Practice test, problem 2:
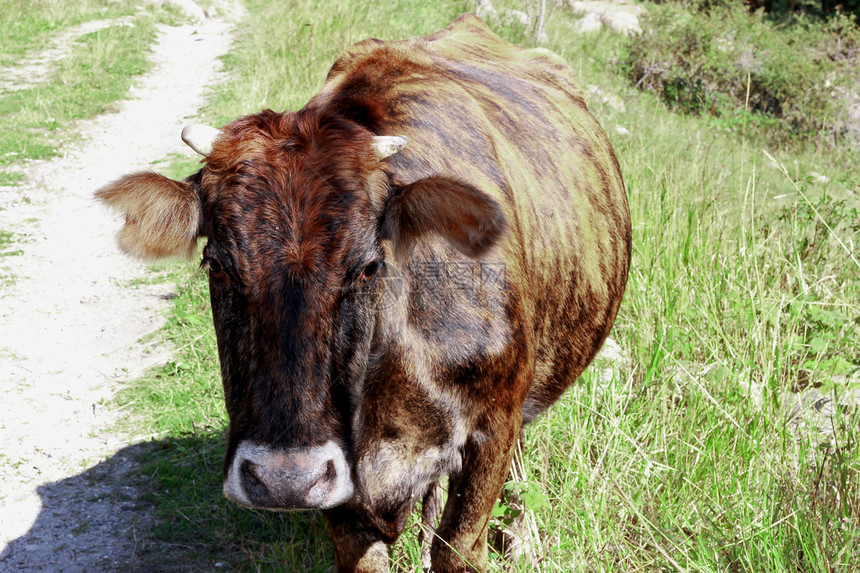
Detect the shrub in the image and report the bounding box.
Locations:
[749,0,860,21]
[622,2,860,145]
[660,0,860,21]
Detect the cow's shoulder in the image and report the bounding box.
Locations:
[424,14,586,107]
[320,32,435,91]
[423,13,503,49]
[322,13,498,82]
[315,15,585,124]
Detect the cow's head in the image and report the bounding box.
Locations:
[97,109,505,522]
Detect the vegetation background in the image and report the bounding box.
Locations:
[2,0,858,571]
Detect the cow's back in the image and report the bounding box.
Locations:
[314,14,631,419]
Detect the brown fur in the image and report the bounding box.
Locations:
[382,175,506,260]
[95,14,631,573]
[96,172,201,259]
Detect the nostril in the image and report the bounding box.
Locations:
[308,459,337,496]
[240,460,267,497]
[323,459,336,483]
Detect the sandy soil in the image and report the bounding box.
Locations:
[0,3,240,571]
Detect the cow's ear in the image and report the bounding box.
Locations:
[382,176,506,259]
[96,171,202,260]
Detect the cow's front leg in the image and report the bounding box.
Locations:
[431,418,520,573]
[420,479,444,572]
[324,507,389,573]
[491,436,540,571]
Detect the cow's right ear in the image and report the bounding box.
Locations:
[96,171,202,260]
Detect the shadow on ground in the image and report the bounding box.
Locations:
[1,434,335,572]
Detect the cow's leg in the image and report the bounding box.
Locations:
[420,479,444,572]
[431,418,520,573]
[492,434,540,571]
[324,507,389,573]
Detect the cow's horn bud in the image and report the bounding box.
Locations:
[371,135,408,160]
[181,124,220,157]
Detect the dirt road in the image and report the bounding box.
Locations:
[0,3,240,570]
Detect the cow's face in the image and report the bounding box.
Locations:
[199,110,396,511]
[96,109,505,521]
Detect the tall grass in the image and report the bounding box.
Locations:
[118,0,859,571]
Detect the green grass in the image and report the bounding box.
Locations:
[113,0,860,571]
[0,0,186,172]
[0,229,23,286]
[0,229,20,255]
[0,19,155,166]
[205,0,475,124]
[0,0,120,66]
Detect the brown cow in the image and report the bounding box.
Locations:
[97,14,631,573]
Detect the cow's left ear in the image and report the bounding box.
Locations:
[382,176,506,259]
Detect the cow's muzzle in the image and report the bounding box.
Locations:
[223,441,354,510]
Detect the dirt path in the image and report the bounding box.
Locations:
[0,3,241,570]
[0,18,134,93]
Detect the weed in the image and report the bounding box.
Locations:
[70,521,92,536]
[0,229,21,256]
[0,171,24,186]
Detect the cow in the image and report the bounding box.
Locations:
[96,14,631,573]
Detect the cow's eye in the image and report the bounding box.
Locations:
[204,257,224,278]
[359,260,382,282]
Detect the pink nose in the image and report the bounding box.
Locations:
[223,441,354,509]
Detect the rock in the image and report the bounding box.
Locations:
[504,9,531,27]
[587,84,626,112]
[476,0,499,23]
[591,337,629,387]
[578,12,602,33]
[782,370,860,440]
[566,0,643,36]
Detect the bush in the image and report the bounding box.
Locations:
[622,2,860,145]
[660,0,860,21]
[749,0,860,21]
